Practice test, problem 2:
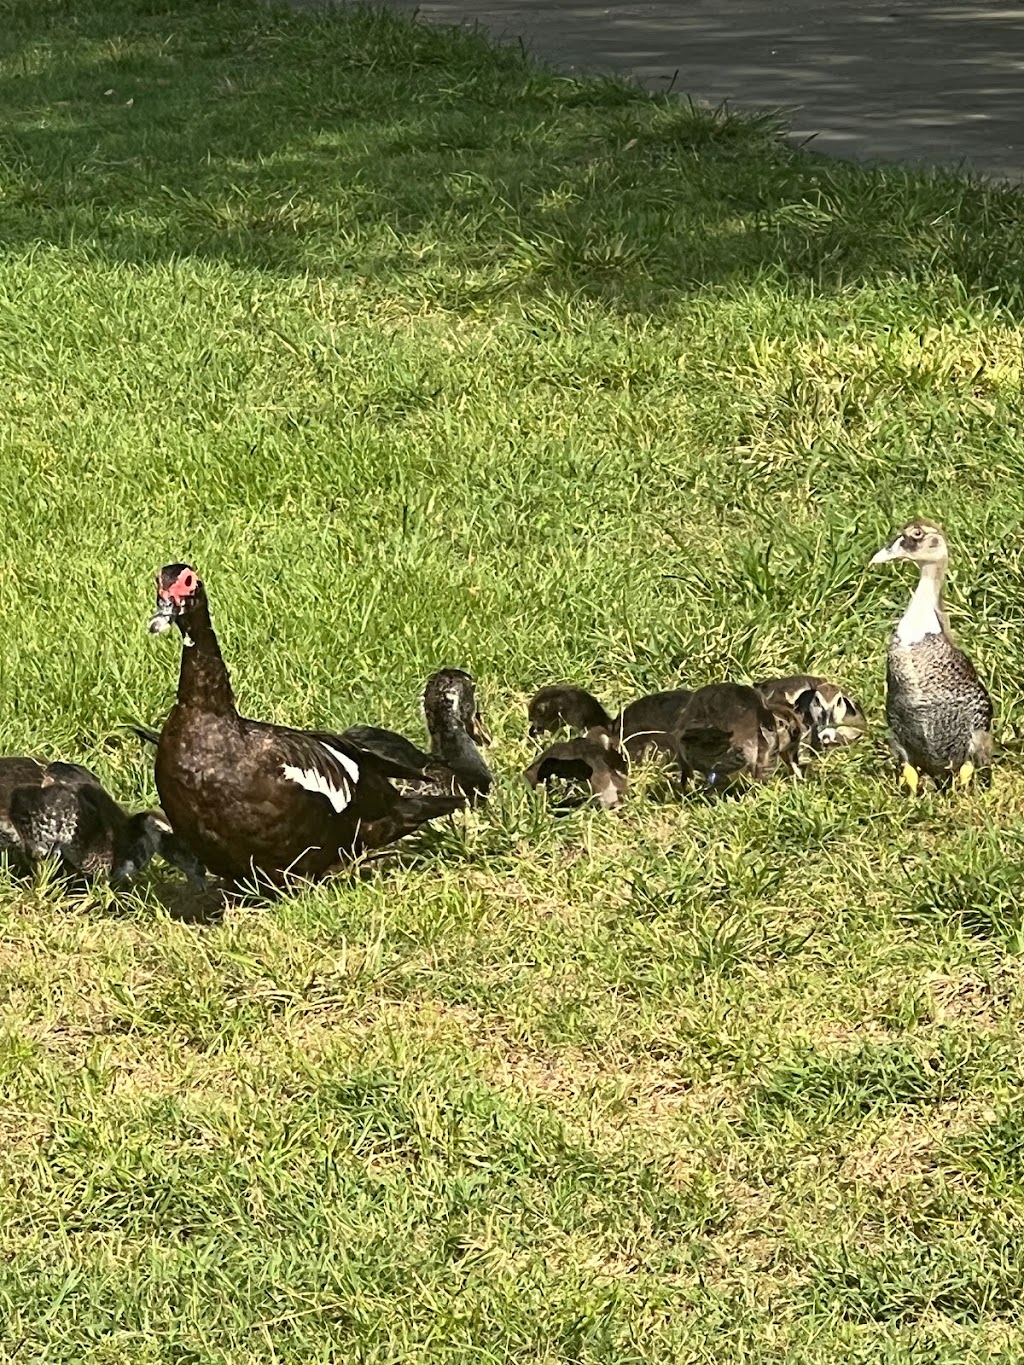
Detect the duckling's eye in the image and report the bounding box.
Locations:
[907,525,925,542]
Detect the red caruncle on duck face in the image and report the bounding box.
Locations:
[149,563,201,634]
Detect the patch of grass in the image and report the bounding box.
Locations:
[1,0,1024,1359]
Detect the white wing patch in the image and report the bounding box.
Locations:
[282,763,352,814]
[320,742,360,783]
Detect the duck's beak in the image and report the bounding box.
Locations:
[470,712,492,746]
[870,539,902,565]
[148,598,176,634]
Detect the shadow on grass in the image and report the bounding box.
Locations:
[1,0,1022,312]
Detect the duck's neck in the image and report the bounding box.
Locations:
[177,594,236,716]
[897,561,949,646]
[432,723,492,788]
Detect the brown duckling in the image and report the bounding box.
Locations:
[870,520,993,792]
[528,686,613,737]
[756,675,866,751]
[674,683,802,789]
[527,684,691,763]
[614,689,693,763]
[524,727,629,810]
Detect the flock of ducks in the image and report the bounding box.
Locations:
[0,520,995,897]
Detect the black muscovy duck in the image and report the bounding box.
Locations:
[147,563,463,888]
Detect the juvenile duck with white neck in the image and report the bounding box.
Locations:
[871,520,992,793]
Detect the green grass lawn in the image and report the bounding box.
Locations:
[4,0,1024,1359]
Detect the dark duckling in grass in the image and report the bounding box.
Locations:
[524,727,629,810]
[10,765,207,887]
[343,668,493,805]
[756,675,866,752]
[0,757,101,872]
[870,519,992,793]
[614,689,693,763]
[674,683,803,790]
[527,685,612,737]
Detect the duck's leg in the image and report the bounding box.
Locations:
[953,760,976,790]
[899,762,920,795]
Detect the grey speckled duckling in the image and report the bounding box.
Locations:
[10,767,207,886]
[870,520,992,793]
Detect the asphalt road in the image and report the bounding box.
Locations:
[359,1,1024,181]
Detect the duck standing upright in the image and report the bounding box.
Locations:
[147,563,464,888]
[870,520,992,792]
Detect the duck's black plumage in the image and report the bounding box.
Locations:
[148,564,464,889]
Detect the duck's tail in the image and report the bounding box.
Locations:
[126,723,161,747]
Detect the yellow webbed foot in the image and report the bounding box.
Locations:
[954,761,976,790]
[899,763,920,796]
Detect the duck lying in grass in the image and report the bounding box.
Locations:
[11,773,206,887]
[343,668,493,805]
[524,728,629,810]
[871,520,992,792]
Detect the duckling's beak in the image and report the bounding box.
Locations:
[470,712,492,746]
[870,539,902,565]
[148,598,177,633]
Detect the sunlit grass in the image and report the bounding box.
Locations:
[1,0,1024,1360]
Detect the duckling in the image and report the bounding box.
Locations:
[344,668,493,804]
[527,684,690,763]
[674,683,802,789]
[756,675,866,751]
[524,727,629,810]
[615,689,692,763]
[10,772,207,887]
[870,520,992,792]
[527,686,613,737]
[0,757,102,872]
